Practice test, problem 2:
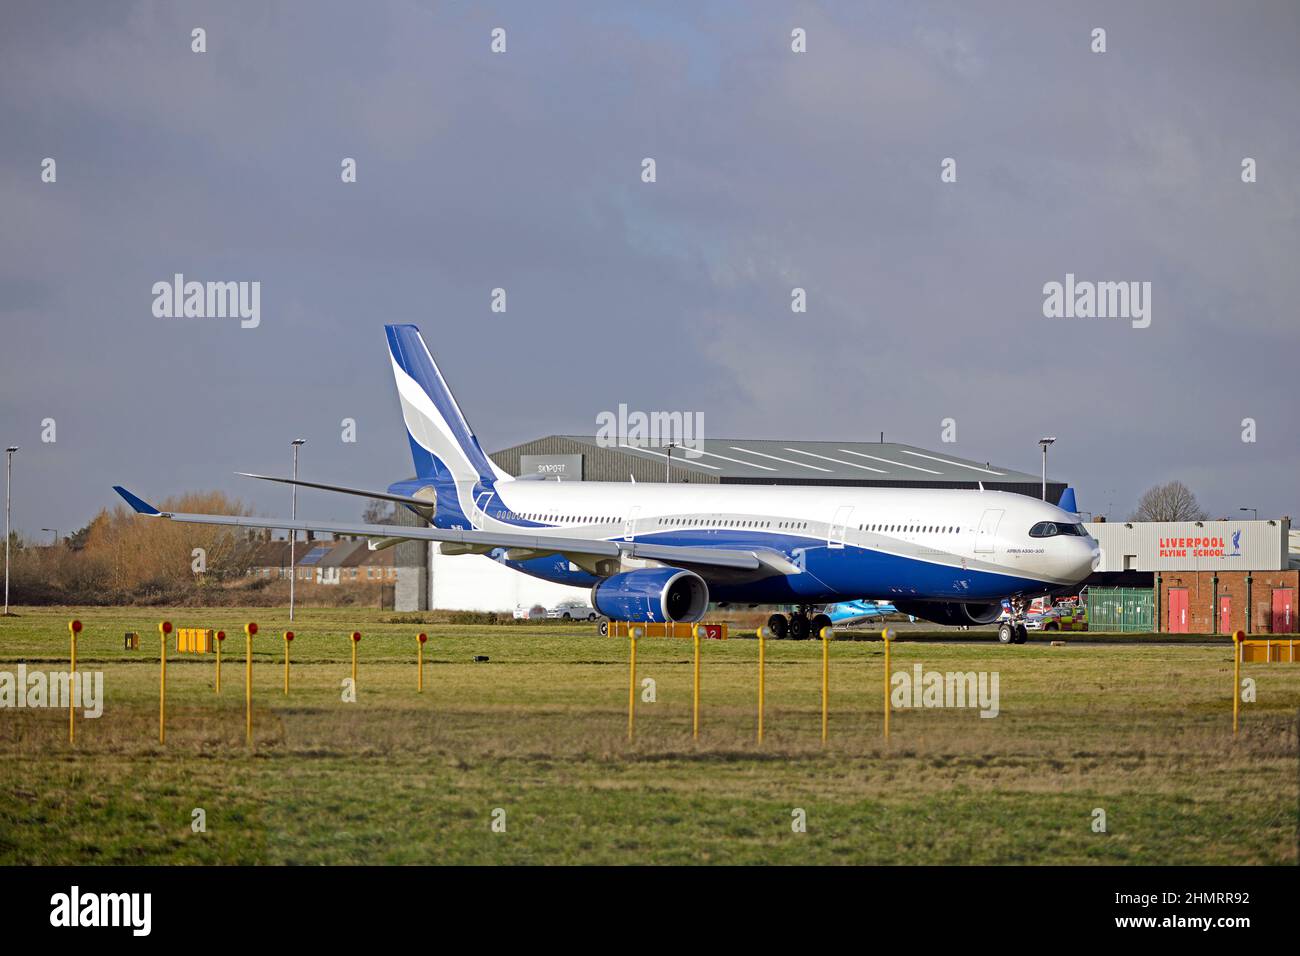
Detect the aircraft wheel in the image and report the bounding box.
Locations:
[766,614,788,640]
[810,614,833,640]
[788,614,810,641]
[997,622,1015,644]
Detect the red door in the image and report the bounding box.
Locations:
[1273,589,1295,633]
[1219,595,1231,635]
[1168,588,1189,634]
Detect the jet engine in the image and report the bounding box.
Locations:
[591,568,710,623]
[891,600,1003,627]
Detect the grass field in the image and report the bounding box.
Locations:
[1,605,1297,865]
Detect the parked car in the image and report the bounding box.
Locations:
[546,600,598,621]
[513,604,546,620]
[1038,603,1088,632]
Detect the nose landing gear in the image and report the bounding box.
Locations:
[997,621,1027,644]
[998,596,1030,644]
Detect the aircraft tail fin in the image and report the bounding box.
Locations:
[384,324,509,486]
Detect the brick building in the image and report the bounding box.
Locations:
[1157,569,1297,635]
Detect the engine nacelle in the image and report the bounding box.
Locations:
[591,569,710,623]
[892,600,1002,627]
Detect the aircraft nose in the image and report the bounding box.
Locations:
[1078,538,1101,576]
[1053,537,1099,584]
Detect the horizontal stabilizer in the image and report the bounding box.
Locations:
[237,472,427,506]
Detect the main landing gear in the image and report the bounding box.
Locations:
[766,607,833,641]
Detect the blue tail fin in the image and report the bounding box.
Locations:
[384,324,506,486]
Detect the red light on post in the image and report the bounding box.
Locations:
[284,631,294,642]
[246,622,258,636]
[352,631,361,643]
[160,620,172,634]
[216,630,225,641]
[69,619,82,634]
[418,632,428,643]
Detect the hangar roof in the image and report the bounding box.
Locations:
[491,435,1060,500]
[550,437,1045,483]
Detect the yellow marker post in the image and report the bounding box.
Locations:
[882,628,895,739]
[820,626,831,744]
[158,620,171,744]
[244,622,258,745]
[757,626,767,743]
[691,624,701,740]
[417,632,427,692]
[283,631,294,695]
[68,620,81,744]
[351,631,361,688]
[1232,629,1244,736]
[627,626,641,741]
[215,630,225,693]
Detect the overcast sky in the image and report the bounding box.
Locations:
[2,0,1297,538]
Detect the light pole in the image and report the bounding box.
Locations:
[665,442,675,483]
[289,438,306,622]
[1038,437,1056,502]
[1239,507,1257,521]
[4,446,17,616]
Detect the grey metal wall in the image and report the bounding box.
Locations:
[392,502,429,611]
[492,436,715,484]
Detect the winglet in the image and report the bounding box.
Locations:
[112,486,161,516]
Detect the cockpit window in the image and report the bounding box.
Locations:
[1029,521,1086,537]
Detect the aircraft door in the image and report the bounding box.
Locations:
[975,509,1004,554]
[623,505,640,542]
[828,504,853,549]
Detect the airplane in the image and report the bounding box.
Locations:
[113,323,1099,643]
[822,600,901,628]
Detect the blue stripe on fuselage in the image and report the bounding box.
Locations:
[484,526,1055,604]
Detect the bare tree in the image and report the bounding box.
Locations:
[362,499,398,525]
[1130,481,1208,522]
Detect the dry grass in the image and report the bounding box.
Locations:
[1,606,1297,864]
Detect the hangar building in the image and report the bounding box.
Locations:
[493,436,1064,499]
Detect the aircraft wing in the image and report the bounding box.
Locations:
[112,486,771,573]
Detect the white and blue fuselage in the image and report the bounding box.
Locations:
[420,476,1099,606]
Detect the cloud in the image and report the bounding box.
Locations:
[0,0,1296,534]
